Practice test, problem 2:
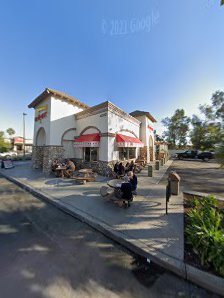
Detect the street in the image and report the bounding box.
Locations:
[0,176,219,298]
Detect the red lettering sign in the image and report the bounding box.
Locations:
[35,111,47,122]
[148,125,154,131]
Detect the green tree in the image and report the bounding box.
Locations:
[190,91,223,152]
[0,131,10,153]
[162,109,190,148]
[6,128,15,137]
[199,91,224,125]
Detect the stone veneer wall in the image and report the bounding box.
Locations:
[32,145,65,174]
[139,146,147,159]
[74,159,115,177]
[73,158,141,177]
[150,147,154,161]
[32,146,44,169]
[42,146,65,174]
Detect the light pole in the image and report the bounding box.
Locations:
[23,113,27,160]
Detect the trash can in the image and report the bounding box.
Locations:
[155,160,160,170]
[169,171,180,195]
[148,165,153,177]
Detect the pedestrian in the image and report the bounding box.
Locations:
[120,175,133,206]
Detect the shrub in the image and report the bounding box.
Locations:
[185,195,224,277]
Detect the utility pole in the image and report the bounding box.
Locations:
[23,113,27,160]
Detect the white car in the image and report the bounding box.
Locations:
[0,151,18,159]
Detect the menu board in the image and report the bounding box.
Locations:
[3,160,14,169]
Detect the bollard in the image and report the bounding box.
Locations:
[148,165,153,177]
[155,160,160,170]
[166,180,171,214]
[161,159,164,166]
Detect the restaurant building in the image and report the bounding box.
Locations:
[28,88,156,175]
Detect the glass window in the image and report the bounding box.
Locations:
[84,148,98,162]
[91,148,98,161]
[119,147,136,160]
[129,148,136,159]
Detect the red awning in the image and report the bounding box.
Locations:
[74,133,100,147]
[116,134,144,148]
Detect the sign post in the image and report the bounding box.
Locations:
[23,113,27,160]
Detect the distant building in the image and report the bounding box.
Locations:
[13,137,33,152]
[28,88,157,175]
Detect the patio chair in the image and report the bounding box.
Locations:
[100,186,113,197]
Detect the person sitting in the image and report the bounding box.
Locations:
[128,171,138,194]
[124,162,130,174]
[52,159,60,172]
[64,159,76,178]
[129,160,135,172]
[120,175,133,206]
[117,162,125,177]
[114,161,119,173]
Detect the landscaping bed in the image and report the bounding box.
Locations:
[184,195,224,278]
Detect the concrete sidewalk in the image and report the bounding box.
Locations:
[1,160,223,296]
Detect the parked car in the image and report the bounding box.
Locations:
[197,151,214,161]
[176,150,198,159]
[0,151,17,159]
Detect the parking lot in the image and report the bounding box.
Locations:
[161,159,224,198]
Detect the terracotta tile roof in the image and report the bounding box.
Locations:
[130,110,157,123]
[28,88,89,109]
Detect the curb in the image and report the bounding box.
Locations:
[1,171,223,297]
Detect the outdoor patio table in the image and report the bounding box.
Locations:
[78,169,93,178]
[107,179,123,189]
[55,166,67,178]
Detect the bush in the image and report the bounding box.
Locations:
[185,195,224,277]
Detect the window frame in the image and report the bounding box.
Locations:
[83,147,99,162]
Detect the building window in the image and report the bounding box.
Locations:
[129,147,136,159]
[84,147,98,162]
[119,148,136,160]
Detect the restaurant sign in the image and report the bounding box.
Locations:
[148,125,154,132]
[35,105,48,122]
[35,111,47,122]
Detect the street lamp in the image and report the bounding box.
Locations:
[23,113,27,160]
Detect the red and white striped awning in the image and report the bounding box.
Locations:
[74,133,100,147]
[116,134,144,148]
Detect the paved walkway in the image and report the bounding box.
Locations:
[0,161,183,262]
[1,160,223,296]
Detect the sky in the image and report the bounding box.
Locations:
[0,0,223,139]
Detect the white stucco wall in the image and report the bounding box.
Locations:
[76,112,108,136]
[108,111,140,136]
[49,97,83,146]
[107,110,141,162]
[33,97,51,145]
[145,117,155,147]
[75,112,108,161]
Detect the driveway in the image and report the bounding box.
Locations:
[161,159,224,198]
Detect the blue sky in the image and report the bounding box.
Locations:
[0,0,223,138]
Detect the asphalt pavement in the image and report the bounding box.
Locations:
[160,159,224,198]
[0,176,219,298]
